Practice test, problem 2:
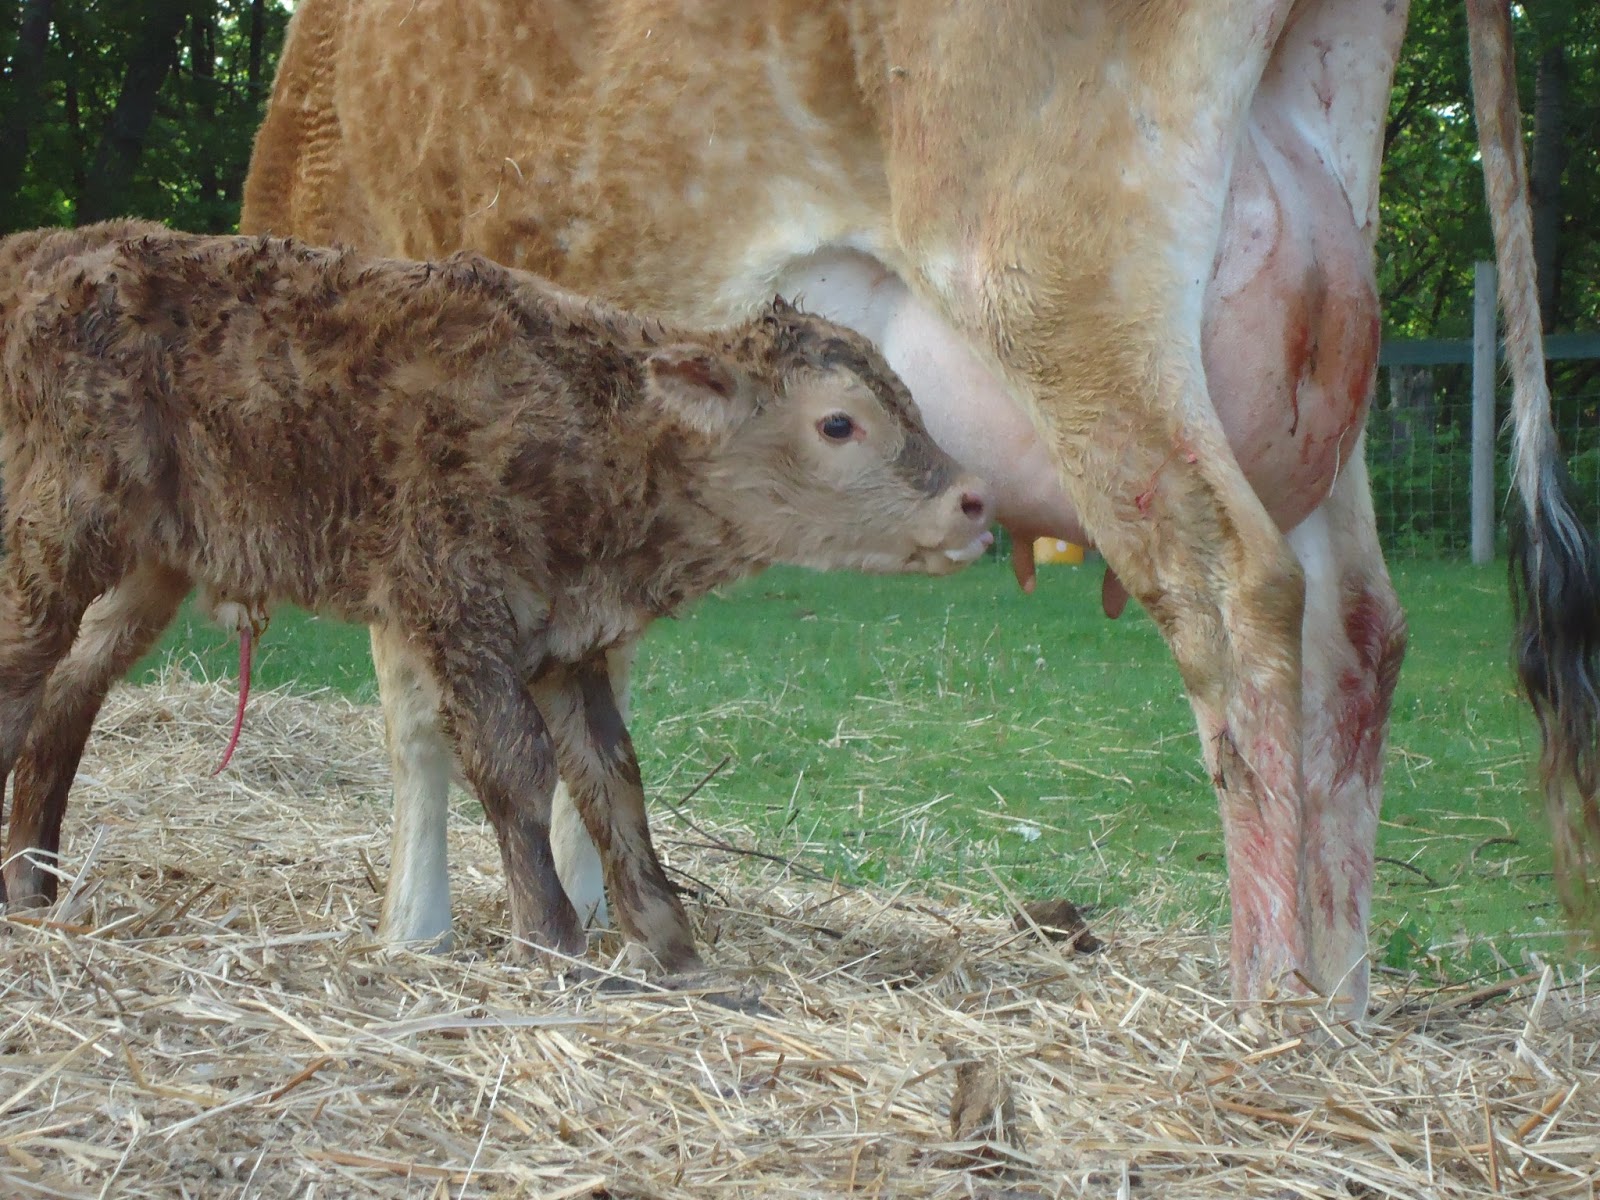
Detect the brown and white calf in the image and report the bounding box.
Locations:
[0,220,991,970]
[242,0,1600,1016]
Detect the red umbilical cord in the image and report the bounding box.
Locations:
[212,624,253,775]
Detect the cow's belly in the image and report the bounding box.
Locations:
[777,115,1377,550]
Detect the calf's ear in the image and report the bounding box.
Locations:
[644,347,755,438]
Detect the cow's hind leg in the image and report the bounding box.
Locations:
[872,0,1329,1002]
[1080,413,1312,1005]
[1289,451,1406,1015]
[1067,409,1400,1017]
[3,563,189,907]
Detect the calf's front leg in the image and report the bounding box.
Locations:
[413,626,585,964]
[372,624,613,948]
[372,623,457,948]
[533,658,702,975]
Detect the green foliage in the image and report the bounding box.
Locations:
[1379,0,1485,339]
[1379,0,1600,337]
[1,0,290,235]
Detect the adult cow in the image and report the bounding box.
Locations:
[239,0,1598,1015]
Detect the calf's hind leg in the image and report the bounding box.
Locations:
[3,563,189,907]
[0,545,123,905]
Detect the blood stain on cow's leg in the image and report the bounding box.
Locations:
[1293,493,1408,1018]
[1200,681,1311,1007]
[1133,445,1187,518]
[1276,497,1392,1005]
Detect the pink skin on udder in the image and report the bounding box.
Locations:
[1096,109,1380,619]
[1201,113,1380,534]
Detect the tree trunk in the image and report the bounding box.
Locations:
[219,0,270,214]
[0,0,55,224]
[189,6,220,213]
[76,0,194,225]
[57,15,87,201]
[1529,46,1567,331]
[247,0,266,93]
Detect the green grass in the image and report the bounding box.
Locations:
[139,606,381,700]
[133,557,1584,981]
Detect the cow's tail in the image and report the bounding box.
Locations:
[1468,0,1600,932]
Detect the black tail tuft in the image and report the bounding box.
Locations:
[1509,463,1600,936]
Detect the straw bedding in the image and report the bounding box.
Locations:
[2,673,1595,1198]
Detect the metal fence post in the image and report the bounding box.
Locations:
[1471,261,1497,565]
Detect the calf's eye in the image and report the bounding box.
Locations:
[818,413,857,442]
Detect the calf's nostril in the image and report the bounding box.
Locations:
[960,491,987,521]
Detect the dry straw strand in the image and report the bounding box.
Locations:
[0,672,1595,1198]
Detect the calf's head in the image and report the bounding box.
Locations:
[646,298,993,574]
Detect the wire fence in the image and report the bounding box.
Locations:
[1367,362,1600,559]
